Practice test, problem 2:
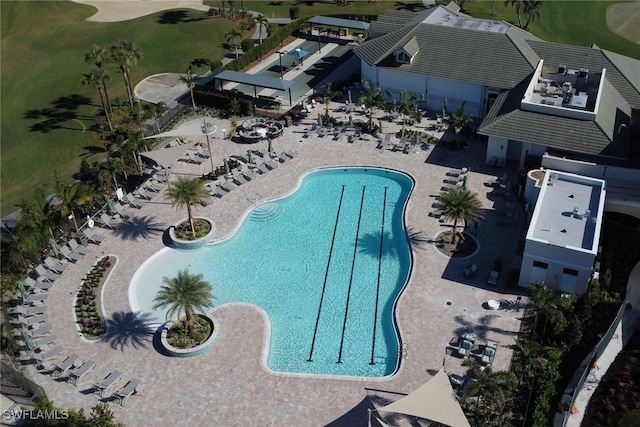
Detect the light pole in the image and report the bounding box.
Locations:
[201,115,217,176]
[278,51,287,79]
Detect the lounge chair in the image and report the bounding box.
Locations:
[60,245,82,262]
[377,134,392,149]
[126,193,146,209]
[25,324,53,338]
[219,180,236,192]
[143,180,163,192]
[266,160,279,170]
[100,214,120,229]
[19,314,48,327]
[210,186,225,198]
[487,270,499,285]
[458,338,473,357]
[256,163,270,175]
[67,360,95,386]
[25,276,52,291]
[83,228,105,244]
[153,170,169,182]
[303,123,317,138]
[197,146,210,158]
[240,165,255,180]
[52,354,80,378]
[44,257,67,273]
[31,345,63,363]
[33,334,56,349]
[284,149,299,159]
[137,188,155,200]
[35,265,60,282]
[16,305,47,316]
[257,148,270,158]
[464,263,478,277]
[231,171,248,185]
[68,239,89,256]
[17,283,48,304]
[114,379,143,406]
[481,346,496,365]
[187,152,204,164]
[114,203,133,219]
[92,371,122,397]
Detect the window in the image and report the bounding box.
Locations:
[533,261,548,269]
[563,268,579,276]
[396,52,411,64]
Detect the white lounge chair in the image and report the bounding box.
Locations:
[35,265,59,282]
[231,171,248,185]
[266,160,279,170]
[114,379,143,406]
[126,192,145,208]
[68,239,89,255]
[187,152,204,164]
[17,282,48,304]
[114,203,133,219]
[100,214,120,229]
[68,360,95,386]
[53,354,80,378]
[143,180,163,192]
[283,149,299,159]
[44,257,67,273]
[60,245,82,262]
[16,305,47,316]
[93,371,122,397]
[25,324,53,338]
[83,228,105,244]
[31,345,63,363]
[19,313,48,327]
[33,334,56,349]
[25,276,52,291]
[137,188,155,200]
[197,146,211,158]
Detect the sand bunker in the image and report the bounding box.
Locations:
[72,0,207,22]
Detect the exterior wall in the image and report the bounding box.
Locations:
[519,239,595,295]
[486,136,508,164]
[361,62,376,85]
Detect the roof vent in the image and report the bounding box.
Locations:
[558,64,566,74]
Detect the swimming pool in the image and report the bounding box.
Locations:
[130,167,414,377]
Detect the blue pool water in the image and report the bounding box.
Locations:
[130,167,414,377]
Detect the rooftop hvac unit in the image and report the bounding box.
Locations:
[558,64,566,74]
[579,68,589,78]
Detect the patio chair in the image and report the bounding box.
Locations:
[44,257,67,273]
[33,334,56,349]
[100,214,120,230]
[83,228,105,245]
[240,165,256,180]
[153,170,169,183]
[266,160,279,170]
[69,239,90,255]
[16,304,47,316]
[25,276,53,291]
[52,354,80,378]
[303,123,317,138]
[257,148,270,158]
[210,186,225,198]
[458,338,473,357]
[231,171,248,185]
[481,346,496,365]
[256,163,270,175]
[59,245,82,262]
[92,371,122,397]
[464,263,478,277]
[126,193,146,209]
[17,283,48,304]
[31,345,63,364]
[19,314,48,327]
[187,152,204,164]
[219,180,236,193]
[137,188,155,200]
[487,270,499,286]
[114,379,143,406]
[143,180,163,192]
[284,149,299,159]
[67,360,95,386]
[114,203,133,219]
[35,265,60,282]
[25,324,53,338]
[197,146,211,158]
[377,134,392,150]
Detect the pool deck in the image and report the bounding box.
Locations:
[18,107,527,425]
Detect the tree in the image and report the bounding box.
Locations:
[81,69,113,132]
[504,0,524,28]
[522,0,544,30]
[396,89,416,137]
[316,83,342,121]
[255,14,269,44]
[437,186,483,245]
[241,38,254,54]
[99,157,128,192]
[445,101,473,149]
[109,40,143,110]
[84,45,109,70]
[54,173,92,232]
[289,6,300,20]
[153,269,215,334]
[180,67,199,110]
[165,177,209,239]
[225,28,243,58]
[358,79,390,131]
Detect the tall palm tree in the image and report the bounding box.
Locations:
[165,177,209,239]
[445,101,473,149]
[153,269,215,335]
[437,186,483,245]
[54,174,92,232]
[255,14,269,44]
[225,28,243,58]
[358,79,390,130]
[316,83,341,121]
[84,44,109,70]
[504,0,524,28]
[396,90,416,137]
[522,0,544,30]
[109,40,143,110]
[81,69,113,132]
[180,67,199,110]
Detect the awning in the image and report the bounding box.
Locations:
[378,369,470,427]
[138,141,197,169]
[308,15,370,31]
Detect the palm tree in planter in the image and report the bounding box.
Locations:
[358,79,390,133]
[438,186,483,245]
[153,269,215,335]
[165,176,210,239]
[445,101,473,150]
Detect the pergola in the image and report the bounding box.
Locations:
[213,70,295,106]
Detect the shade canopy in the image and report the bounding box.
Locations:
[308,15,370,31]
[378,369,470,427]
[288,48,309,59]
[138,141,197,169]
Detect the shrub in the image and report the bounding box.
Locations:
[241,38,254,53]
[289,6,299,20]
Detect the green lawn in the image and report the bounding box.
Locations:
[1,1,638,216]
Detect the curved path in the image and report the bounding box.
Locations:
[23,110,525,426]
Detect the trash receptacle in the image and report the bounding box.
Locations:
[284,116,292,127]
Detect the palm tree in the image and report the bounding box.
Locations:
[445,101,473,149]
[358,79,390,131]
[100,157,129,192]
[316,83,341,121]
[225,28,243,58]
[54,173,92,232]
[396,90,416,137]
[522,0,544,30]
[152,269,215,335]
[165,177,209,239]
[437,186,483,245]
[84,44,109,70]
[109,40,143,110]
[81,69,113,132]
[180,67,199,110]
[504,0,524,28]
[255,14,269,44]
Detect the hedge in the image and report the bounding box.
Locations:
[193,90,254,116]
